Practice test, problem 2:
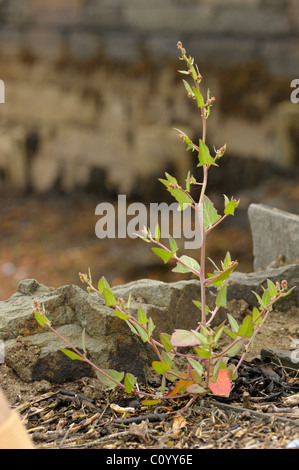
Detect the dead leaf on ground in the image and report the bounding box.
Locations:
[129,419,151,444]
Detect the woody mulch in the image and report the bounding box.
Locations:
[2,354,299,450]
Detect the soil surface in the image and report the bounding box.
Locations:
[0,172,299,449]
[0,354,299,450]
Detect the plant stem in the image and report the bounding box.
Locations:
[197,99,208,325]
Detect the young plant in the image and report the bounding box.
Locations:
[34,43,293,405]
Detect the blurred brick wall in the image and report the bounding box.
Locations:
[0,0,297,194]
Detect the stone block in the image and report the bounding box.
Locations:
[101,31,140,63]
[79,0,123,28]
[69,31,101,60]
[188,37,257,68]
[26,28,63,59]
[212,5,289,36]
[261,40,299,77]
[30,0,83,26]
[248,204,299,271]
[261,347,299,372]
[124,0,213,33]
[1,277,215,383]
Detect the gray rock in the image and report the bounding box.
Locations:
[1,277,213,383]
[248,203,299,271]
[261,348,299,372]
[227,264,299,311]
[1,279,149,383]
[113,278,217,337]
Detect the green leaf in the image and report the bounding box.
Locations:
[151,247,173,264]
[216,284,227,307]
[267,279,278,298]
[125,319,139,336]
[222,252,232,270]
[191,329,208,347]
[154,223,160,242]
[158,178,170,189]
[224,329,238,340]
[227,314,239,334]
[252,291,264,309]
[186,384,206,395]
[168,188,192,210]
[134,322,149,342]
[192,300,210,316]
[252,307,262,324]
[185,170,191,192]
[152,361,172,375]
[141,399,162,406]
[171,329,201,347]
[226,341,243,356]
[34,311,50,327]
[202,195,221,230]
[98,276,111,294]
[192,87,205,107]
[224,199,236,216]
[165,172,178,185]
[160,333,173,352]
[183,79,194,97]
[163,370,180,382]
[112,309,130,320]
[237,315,253,337]
[206,262,238,287]
[187,357,203,376]
[103,287,117,307]
[198,140,217,167]
[284,286,296,297]
[174,129,197,152]
[161,351,174,368]
[127,293,132,308]
[169,236,178,254]
[96,369,124,389]
[194,347,212,359]
[137,305,148,325]
[97,278,104,294]
[262,289,271,308]
[214,322,225,343]
[60,349,82,361]
[134,232,151,243]
[124,373,137,393]
[172,255,200,274]
[147,317,156,338]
